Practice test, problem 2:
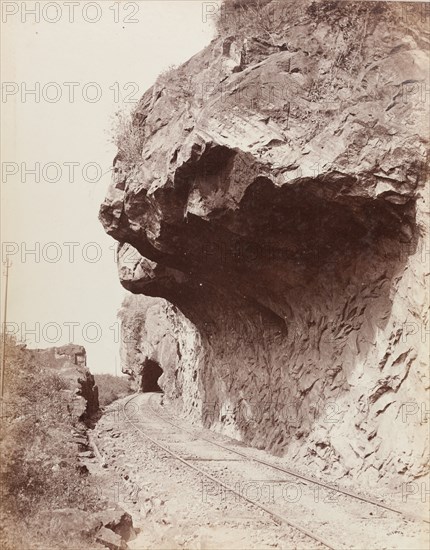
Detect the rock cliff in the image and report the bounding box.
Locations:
[100,0,429,489]
[0,339,136,550]
[118,293,202,408]
[32,344,99,420]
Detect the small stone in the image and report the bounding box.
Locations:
[78,450,95,458]
[96,526,127,550]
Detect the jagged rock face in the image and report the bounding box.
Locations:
[119,294,202,414]
[100,0,429,488]
[32,345,99,420]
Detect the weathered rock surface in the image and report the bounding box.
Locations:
[96,526,128,550]
[94,508,136,542]
[100,0,429,489]
[32,344,99,420]
[38,493,135,546]
[118,293,201,407]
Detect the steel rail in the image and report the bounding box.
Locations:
[147,393,429,525]
[122,393,337,550]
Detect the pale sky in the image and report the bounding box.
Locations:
[1,0,215,373]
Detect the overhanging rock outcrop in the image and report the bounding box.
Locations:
[100,0,429,489]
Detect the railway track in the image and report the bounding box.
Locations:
[146,394,429,525]
[122,393,428,550]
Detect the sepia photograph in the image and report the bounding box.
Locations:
[1,0,429,548]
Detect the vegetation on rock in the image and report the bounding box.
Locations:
[0,336,104,550]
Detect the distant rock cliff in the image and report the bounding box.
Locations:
[0,339,135,550]
[32,344,99,420]
[100,0,429,489]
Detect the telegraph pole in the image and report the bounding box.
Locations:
[1,259,11,397]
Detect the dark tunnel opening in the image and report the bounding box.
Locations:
[140,359,164,393]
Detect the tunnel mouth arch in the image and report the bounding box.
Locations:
[140,359,163,393]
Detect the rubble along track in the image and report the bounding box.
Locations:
[122,393,429,550]
[146,394,429,524]
[123,393,334,550]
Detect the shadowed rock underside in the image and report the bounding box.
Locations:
[100,0,429,489]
